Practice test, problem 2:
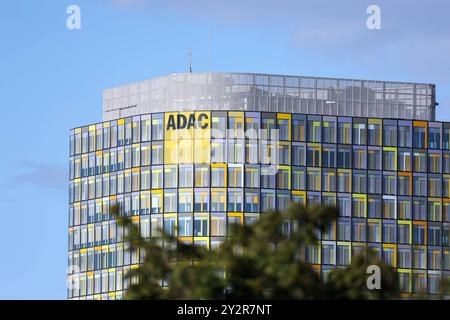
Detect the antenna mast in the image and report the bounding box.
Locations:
[188,48,192,73]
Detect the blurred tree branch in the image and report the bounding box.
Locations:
[111,204,403,299]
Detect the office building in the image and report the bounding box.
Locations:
[68,72,449,299]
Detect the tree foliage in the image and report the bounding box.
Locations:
[111,204,401,299]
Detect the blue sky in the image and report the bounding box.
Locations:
[0,0,450,299]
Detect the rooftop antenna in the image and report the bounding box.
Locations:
[187,48,192,74]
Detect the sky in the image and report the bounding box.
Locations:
[0,0,450,299]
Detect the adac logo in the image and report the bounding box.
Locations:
[166,113,209,130]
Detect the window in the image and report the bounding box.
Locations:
[194,190,209,212]
[228,166,243,188]
[322,146,336,167]
[382,247,395,266]
[194,215,209,237]
[413,126,426,148]
[141,117,151,142]
[352,171,366,193]
[228,190,243,212]
[413,175,427,197]
[383,173,396,195]
[337,220,351,240]
[428,176,442,197]
[322,244,335,265]
[368,171,382,194]
[368,196,381,218]
[245,116,259,140]
[352,148,366,169]
[413,250,426,270]
[261,190,276,211]
[383,150,396,171]
[211,139,226,163]
[151,193,163,214]
[337,196,351,217]
[292,116,306,141]
[195,165,210,187]
[307,168,321,191]
[178,190,193,213]
[277,118,290,141]
[211,190,226,212]
[292,144,306,166]
[428,200,442,221]
[307,119,321,142]
[307,145,321,167]
[211,166,226,187]
[246,140,259,164]
[444,152,450,173]
[151,142,163,165]
[429,127,441,149]
[211,214,226,237]
[368,149,381,170]
[352,220,366,242]
[397,151,411,172]
[261,166,276,188]
[322,169,336,192]
[383,198,395,219]
[151,167,163,189]
[140,143,151,166]
[444,176,450,198]
[292,167,306,190]
[413,199,426,220]
[306,246,319,264]
[277,168,290,189]
[368,122,381,146]
[261,115,276,140]
[322,120,336,143]
[413,225,425,245]
[228,139,244,163]
[337,245,350,265]
[444,127,450,149]
[398,198,411,220]
[179,165,193,188]
[398,175,411,196]
[102,126,110,149]
[337,170,351,193]
[398,248,412,268]
[151,115,164,140]
[211,112,227,139]
[398,125,412,147]
[178,216,192,237]
[428,152,441,173]
[164,166,177,189]
[164,191,177,213]
[428,226,442,246]
[383,223,396,243]
[337,147,351,168]
[338,122,351,144]
[277,143,290,165]
[352,196,366,218]
[245,190,260,212]
[383,124,397,146]
[367,221,381,242]
[399,224,411,245]
[163,216,176,236]
[353,122,366,145]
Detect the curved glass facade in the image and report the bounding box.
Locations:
[69,110,450,299]
[103,73,435,122]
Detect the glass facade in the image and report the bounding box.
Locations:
[69,110,450,299]
[69,71,443,299]
[103,73,435,122]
